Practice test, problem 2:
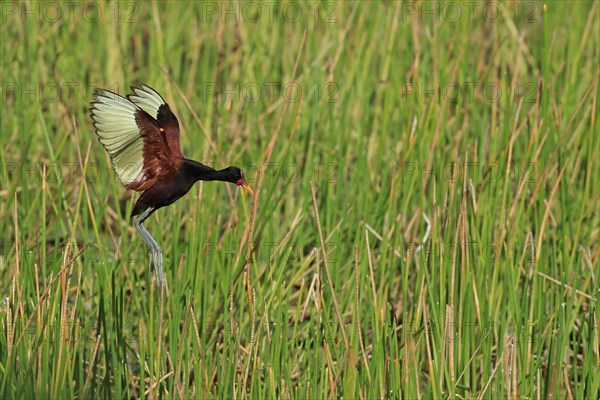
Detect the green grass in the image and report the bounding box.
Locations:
[1,0,599,398]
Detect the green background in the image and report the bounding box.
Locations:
[1,1,598,398]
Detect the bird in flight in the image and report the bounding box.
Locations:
[90,83,253,287]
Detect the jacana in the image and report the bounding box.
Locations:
[90,83,253,287]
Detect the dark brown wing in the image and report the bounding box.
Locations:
[156,103,183,159]
[127,83,184,159]
[126,109,183,191]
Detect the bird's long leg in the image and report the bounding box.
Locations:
[132,208,166,287]
[137,221,165,286]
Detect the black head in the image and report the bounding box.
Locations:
[221,166,254,195]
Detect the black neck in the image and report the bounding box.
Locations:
[182,159,231,182]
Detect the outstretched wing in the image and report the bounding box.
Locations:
[127,83,183,159]
[90,89,145,187]
[90,86,182,191]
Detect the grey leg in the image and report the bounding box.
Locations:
[132,208,166,287]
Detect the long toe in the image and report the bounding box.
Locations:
[153,252,166,288]
[149,250,159,283]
